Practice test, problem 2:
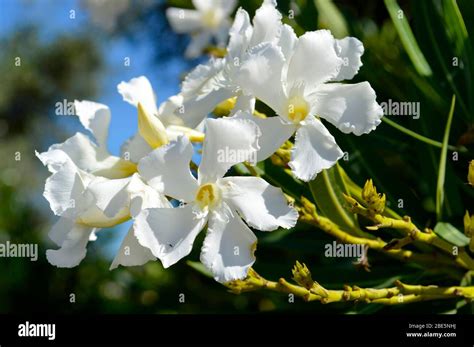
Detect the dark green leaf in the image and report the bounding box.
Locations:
[384,0,432,76]
[436,95,456,220]
[309,164,362,236]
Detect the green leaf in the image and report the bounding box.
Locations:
[381,117,466,153]
[186,260,213,278]
[436,95,456,220]
[309,164,363,236]
[442,0,468,56]
[384,0,432,76]
[314,0,349,38]
[418,1,470,121]
[433,222,469,247]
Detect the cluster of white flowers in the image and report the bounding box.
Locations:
[167,0,237,58]
[38,0,383,283]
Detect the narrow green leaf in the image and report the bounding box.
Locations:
[433,222,469,247]
[382,117,466,153]
[384,0,432,76]
[314,0,349,38]
[419,1,470,121]
[442,0,468,56]
[309,164,362,236]
[441,0,472,113]
[186,260,213,278]
[436,95,456,220]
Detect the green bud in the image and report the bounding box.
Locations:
[468,160,474,187]
[362,179,386,214]
[292,261,313,289]
[464,211,474,252]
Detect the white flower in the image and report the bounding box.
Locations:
[36,95,187,269]
[117,75,204,162]
[166,0,237,58]
[173,0,284,128]
[134,117,298,283]
[235,29,383,181]
[168,0,383,182]
[38,156,168,268]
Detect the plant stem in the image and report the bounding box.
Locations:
[298,197,459,270]
[343,194,474,270]
[227,269,474,305]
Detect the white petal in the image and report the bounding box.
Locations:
[219,0,237,15]
[74,100,111,148]
[120,133,153,163]
[77,174,168,229]
[186,31,212,58]
[193,0,236,14]
[289,117,344,181]
[46,224,95,268]
[165,125,205,143]
[166,8,203,33]
[36,147,72,174]
[179,58,233,128]
[220,176,298,231]
[40,132,136,179]
[286,30,343,92]
[110,226,156,270]
[232,112,296,161]
[200,207,257,283]
[128,175,171,217]
[192,0,213,12]
[49,217,77,247]
[157,94,185,126]
[41,157,89,217]
[138,135,198,202]
[278,24,297,60]
[77,176,133,227]
[181,88,234,129]
[215,19,232,45]
[312,82,383,135]
[333,37,364,81]
[134,204,206,268]
[182,58,225,98]
[236,42,287,115]
[249,0,281,47]
[227,8,253,59]
[229,94,255,116]
[117,76,159,116]
[199,117,261,183]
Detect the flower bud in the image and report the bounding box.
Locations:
[464,211,474,252]
[292,261,313,289]
[468,160,474,186]
[362,179,386,214]
[138,102,169,149]
[213,97,237,117]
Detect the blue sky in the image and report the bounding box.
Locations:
[1,0,188,155]
[1,0,193,259]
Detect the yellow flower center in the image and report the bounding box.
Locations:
[195,183,221,209]
[202,10,220,29]
[287,95,309,124]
